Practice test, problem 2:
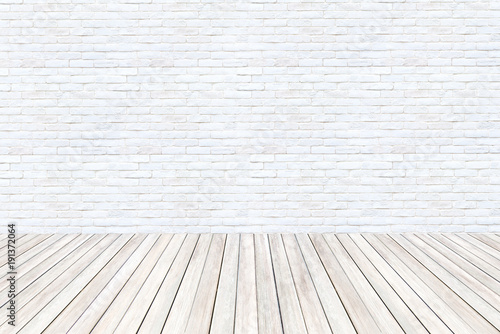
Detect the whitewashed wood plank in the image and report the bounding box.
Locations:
[458,234,500,262]
[92,234,184,333]
[0,235,108,329]
[254,234,283,334]
[70,234,170,334]
[0,234,50,268]
[447,234,500,270]
[234,234,259,334]
[486,233,500,246]
[391,234,499,333]
[17,235,136,334]
[309,233,379,333]
[45,234,156,333]
[407,235,500,320]
[0,234,88,302]
[323,234,404,334]
[2,232,497,334]
[282,234,332,333]
[423,234,500,293]
[368,234,480,333]
[470,234,500,254]
[0,234,28,253]
[210,234,239,334]
[184,234,226,334]
[1,234,35,251]
[0,234,56,282]
[7,234,64,270]
[296,234,356,334]
[352,234,452,333]
[115,234,194,333]
[14,234,78,271]
[337,234,428,333]
[12,234,129,333]
[159,234,213,334]
[269,234,307,334]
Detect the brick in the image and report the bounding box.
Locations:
[1,0,499,233]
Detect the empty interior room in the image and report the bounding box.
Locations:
[1,0,500,333]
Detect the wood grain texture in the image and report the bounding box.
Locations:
[184,234,226,334]
[337,234,427,334]
[282,234,332,334]
[401,234,500,331]
[0,234,109,329]
[352,234,452,334]
[0,233,497,334]
[159,234,212,334]
[131,234,196,333]
[92,234,183,333]
[390,234,499,333]
[210,234,239,334]
[235,234,259,334]
[255,234,282,334]
[323,234,404,334]
[18,234,131,333]
[269,234,308,334]
[296,234,356,334]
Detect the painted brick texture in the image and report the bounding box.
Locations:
[1,0,500,233]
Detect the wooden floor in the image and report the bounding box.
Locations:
[1,234,500,333]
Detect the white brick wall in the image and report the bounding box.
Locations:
[1,0,500,233]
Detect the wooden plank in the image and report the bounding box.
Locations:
[365,235,490,333]
[367,234,479,333]
[390,234,500,333]
[159,234,213,333]
[15,234,132,333]
[0,234,34,251]
[115,234,194,333]
[17,234,62,258]
[184,234,226,334]
[12,234,78,274]
[309,234,379,333]
[449,234,500,270]
[478,234,500,249]
[69,235,170,334]
[337,234,428,334]
[43,234,155,333]
[210,234,239,334]
[323,234,404,334]
[0,232,497,333]
[441,234,500,274]
[352,234,452,333]
[486,233,500,246]
[4,234,63,271]
[282,234,332,333]
[459,233,500,258]
[234,234,259,334]
[296,234,356,334]
[0,234,88,301]
[269,234,307,334]
[0,234,57,282]
[254,234,283,334]
[0,234,108,329]
[0,234,28,252]
[408,235,500,313]
[412,234,500,300]
[16,234,49,252]
[426,234,500,291]
[91,234,184,333]
[470,234,500,254]
[0,234,50,268]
